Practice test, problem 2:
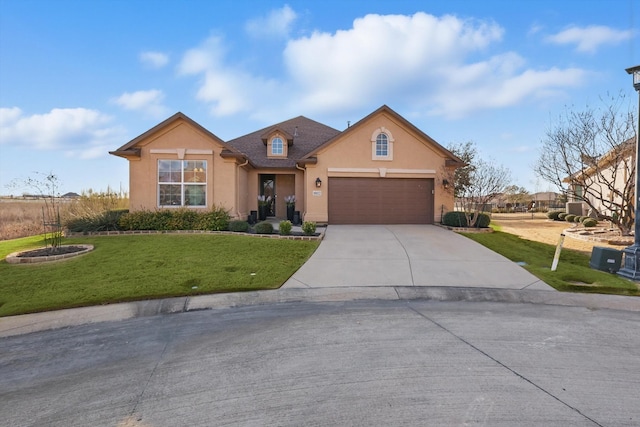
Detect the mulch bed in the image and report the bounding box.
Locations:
[17,246,88,258]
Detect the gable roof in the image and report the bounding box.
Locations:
[301,105,465,166]
[226,116,341,168]
[564,137,636,183]
[109,112,240,159]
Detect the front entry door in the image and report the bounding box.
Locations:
[260,174,276,216]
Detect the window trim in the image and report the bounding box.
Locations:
[271,137,284,156]
[371,127,394,161]
[157,159,207,208]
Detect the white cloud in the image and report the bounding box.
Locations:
[111,89,169,118]
[139,51,169,68]
[0,107,124,159]
[245,5,297,39]
[546,25,634,53]
[179,12,589,120]
[178,36,283,117]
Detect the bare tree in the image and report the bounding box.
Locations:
[535,92,636,235]
[447,142,511,227]
[9,172,63,250]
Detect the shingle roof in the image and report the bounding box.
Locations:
[226,116,341,168]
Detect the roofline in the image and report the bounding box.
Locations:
[300,105,465,165]
[108,148,141,159]
[110,112,241,155]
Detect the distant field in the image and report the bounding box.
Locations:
[0,198,47,241]
[0,193,128,240]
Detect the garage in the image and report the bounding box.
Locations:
[328,177,434,224]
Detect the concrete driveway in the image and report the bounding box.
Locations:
[284,225,554,291]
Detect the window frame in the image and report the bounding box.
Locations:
[271,137,284,155]
[371,127,394,161]
[376,133,389,156]
[157,159,207,208]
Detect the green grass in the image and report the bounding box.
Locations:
[461,230,640,296]
[0,234,49,259]
[0,234,319,317]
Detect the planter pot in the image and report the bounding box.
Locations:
[287,205,295,222]
[258,205,267,221]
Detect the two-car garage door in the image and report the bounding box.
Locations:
[328,177,434,224]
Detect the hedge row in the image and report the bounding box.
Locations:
[547,210,598,227]
[64,208,319,235]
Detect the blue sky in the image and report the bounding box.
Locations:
[1,0,639,195]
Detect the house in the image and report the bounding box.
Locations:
[564,137,635,218]
[110,105,464,224]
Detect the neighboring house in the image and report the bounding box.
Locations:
[532,192,562,210]
[110,105,464,224]
[564,137,635,218]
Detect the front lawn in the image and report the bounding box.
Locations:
[461,230,640,296]
[0,234,319,317]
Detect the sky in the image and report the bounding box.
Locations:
[1,0,639,196]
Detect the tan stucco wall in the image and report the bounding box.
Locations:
[127,118,237,214]
[303,112,454,223]
[244,169,304,219]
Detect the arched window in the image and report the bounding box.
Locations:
[271,137,284,155]
[371,127,394,160]
[376,133,388,156]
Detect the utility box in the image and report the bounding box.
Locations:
[566,202,585,216]
[589,247,622,273]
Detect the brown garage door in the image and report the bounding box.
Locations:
[328,177,434,224]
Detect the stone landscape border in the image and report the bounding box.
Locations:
[6,244,95,264]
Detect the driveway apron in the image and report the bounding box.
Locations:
[283,225,553,290]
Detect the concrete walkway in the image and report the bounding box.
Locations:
[284,225,553,290]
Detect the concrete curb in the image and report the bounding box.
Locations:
[1,287,638,338]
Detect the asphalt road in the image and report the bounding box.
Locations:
[1,300,638,426]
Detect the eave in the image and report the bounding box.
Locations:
[109,148,141,159]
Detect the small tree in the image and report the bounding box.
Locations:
[447,141,477,198]
[503,185,531,211]
[13,172,63,250]
[535,93,636,235]
[447,142,511,227]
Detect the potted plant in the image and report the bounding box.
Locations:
[285,195,296,222]
[257,195,271,220]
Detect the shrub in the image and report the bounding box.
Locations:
[442,211,468,227]
[228,220,249,232]
[302,221,317,235]
[279,220,292,235]
[558,213,568,221]
[254,221,274,234]
[583,218,598,227]
[118,210,159,230]
[118,206,230,231]
[574,215,585,223]
[442,211,491,228]
[169,208,200,230]
[547,211,563,221]
[565,214,576,222]
[196,206,230,231]
[65,209,129,233]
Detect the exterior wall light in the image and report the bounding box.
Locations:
[315,177,322,188]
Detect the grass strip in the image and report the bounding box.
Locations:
[0,234,319,317]
[461,230,640,296]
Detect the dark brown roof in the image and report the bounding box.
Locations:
[226,116,341,168]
